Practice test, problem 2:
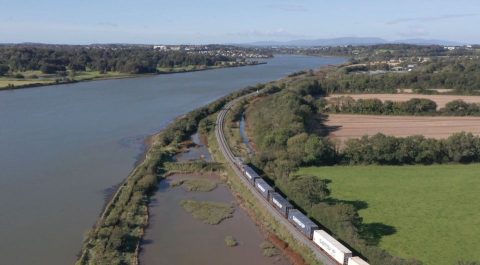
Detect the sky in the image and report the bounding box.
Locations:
[1,0,479,44]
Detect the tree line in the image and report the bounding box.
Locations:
[322,97,480,116]
[0,45,239,75]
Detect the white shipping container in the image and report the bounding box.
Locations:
[348,256,369,265]
[313,230,352,264]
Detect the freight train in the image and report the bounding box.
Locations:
[233,159,369,265]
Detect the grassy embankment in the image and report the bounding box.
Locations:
[299,164,480,265]
[205,111,322,265]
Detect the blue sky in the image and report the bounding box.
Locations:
[1,0,479,44]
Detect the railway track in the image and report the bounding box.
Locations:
[214,93,339,265]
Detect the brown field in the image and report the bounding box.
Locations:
[325,114,480,143]
[328,94,480,109]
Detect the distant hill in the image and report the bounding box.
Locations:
[391,38,462,46]
[241,37,465,47]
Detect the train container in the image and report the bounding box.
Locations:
[234,158,245,172]
[244,166,260,184]
[270,192,293,217]
[313,230,352,265]
[348,256,369,265]
[287,209,318,239]
[254,178,274,199]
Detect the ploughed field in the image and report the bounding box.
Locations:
[298,164,480,265]
[327,93,480,109]
[325,114,480,143]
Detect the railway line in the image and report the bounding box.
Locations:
[214,94,340,265]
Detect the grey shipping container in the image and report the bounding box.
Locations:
[270,192,293,217]
[254,178,274,199]
[244,166,260,184]
[288,209,319,239]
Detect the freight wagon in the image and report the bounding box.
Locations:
[313,230,352,265]
[270,192,293,217]
[243,165,260,184]
[348,257,369,265]
[287,209,318,239]
[254,178,274,199]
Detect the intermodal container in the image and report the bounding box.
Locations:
[254,178,274,199]
[270,192,293,217]
[287,209,318,239]
[313,230,352,265]
[244,166,260,184]
[348,257,369,265]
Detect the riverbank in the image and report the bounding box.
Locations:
[0,61,266,91]
[75,84,261,264]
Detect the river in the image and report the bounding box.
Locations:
[0,55,345,265]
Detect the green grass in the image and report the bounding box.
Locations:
[180,200,234,225]
[299,164,480,265]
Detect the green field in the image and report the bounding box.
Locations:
[299,164,480,265]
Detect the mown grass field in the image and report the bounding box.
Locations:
[298,164,480,265]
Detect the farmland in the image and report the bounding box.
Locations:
[324,114,480,143]
[327,94,480,109]
[298,164,480,265]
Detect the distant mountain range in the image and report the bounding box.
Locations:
[241,37,464,47]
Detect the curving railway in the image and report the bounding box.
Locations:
[214,93,345,265]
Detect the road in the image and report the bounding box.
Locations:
[214,94,340,265]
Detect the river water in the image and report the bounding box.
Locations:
[0,55,344,265]
[140,175,292,265]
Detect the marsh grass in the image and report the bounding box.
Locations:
[180,200,234,225]
[224,235,238,247]
[260,241,279,257]
[176,179,217,192]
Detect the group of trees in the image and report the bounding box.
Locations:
[0,45,240,75]
[0,64,9,75]
[322,96,480,116]
[344,132,480,164]
[323,97,437,115]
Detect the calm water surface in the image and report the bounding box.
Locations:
[0,55,344,265]
[140,176,291,265]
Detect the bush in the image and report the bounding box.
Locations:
[224,235,238,247]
